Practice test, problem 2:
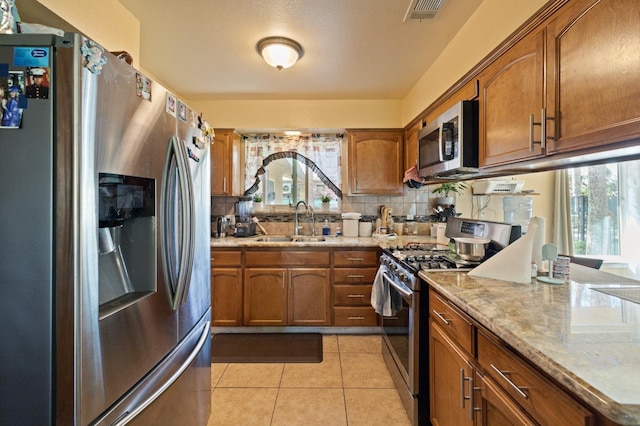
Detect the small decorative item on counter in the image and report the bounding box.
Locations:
[335,226,342,237]
[553,256,570,280]
[531,261,538,278]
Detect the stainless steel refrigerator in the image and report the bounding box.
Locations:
[0,33,211,425]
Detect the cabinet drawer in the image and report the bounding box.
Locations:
[245,250,330,267]
[210,250,242,266]
[333,267,377,284]
[334,285,372,306]
[477,331,593,426]
[429,291,473,355]
[334,307,378,326]
[332,249,378,267]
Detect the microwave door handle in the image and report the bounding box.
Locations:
[438,122,446,161]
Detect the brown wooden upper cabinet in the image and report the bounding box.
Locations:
[211,129,242,196]
[479,0,640,168]
[344,129,404,195]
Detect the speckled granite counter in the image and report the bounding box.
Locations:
[419,265,640,425]
[210,234,438,249]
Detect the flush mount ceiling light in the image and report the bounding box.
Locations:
[256,37,304,70]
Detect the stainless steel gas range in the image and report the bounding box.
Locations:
[379,218,521,425]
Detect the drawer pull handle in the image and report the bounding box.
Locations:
[347,257,364,261]
[347,316,365,320]
[432,309,450,325]
[347,274,365,278]
[347,294,365,298]
[490,364,529,400]
[459,369,475,420]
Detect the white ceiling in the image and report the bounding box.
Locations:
[119,0,483,101]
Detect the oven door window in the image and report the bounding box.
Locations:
[383,280,413,376]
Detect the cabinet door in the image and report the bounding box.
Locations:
[546,0,640,153]
[243,268,287,326]
[211,129,241,196]
[429,321,474,426]
[211,268,243,326]
[478,28,545,167]
[289,268,330,326]
[474,371,535,426]
[404,121,421,171]
[345,130,404,195]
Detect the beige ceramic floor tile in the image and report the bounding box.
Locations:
[338,334,382,353]
[322,334,339,353]
[271,388,347,426]
[216,363,283,388]
[280,353,342,388]
[340,353,394,388]
[210,363,228,389]
[208,387,278,426]
[344,388,412,425]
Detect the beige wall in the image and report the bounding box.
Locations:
[188,99,402,130]
[402,0,548,124]
[36,0,140,69]
[30,0,548,130]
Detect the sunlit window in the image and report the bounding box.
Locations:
[243,134,342,210]
[567,160,640,275]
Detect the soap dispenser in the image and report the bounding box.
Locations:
[322,219,330,236]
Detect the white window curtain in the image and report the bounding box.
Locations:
[243,133,342,194]
[553,169,573,255]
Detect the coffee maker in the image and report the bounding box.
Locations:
[212,216,228,238]
[234,196,256,237]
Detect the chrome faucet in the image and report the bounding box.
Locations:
[294,200,308,235]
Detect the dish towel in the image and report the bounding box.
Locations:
[371,265,403,316]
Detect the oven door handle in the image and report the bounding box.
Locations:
[383,272,413,298]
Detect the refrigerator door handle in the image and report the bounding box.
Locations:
[102,319,211,426]
[177,137,195,305]
[161,136,195,310]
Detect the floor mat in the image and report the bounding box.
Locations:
[211,333,323,363]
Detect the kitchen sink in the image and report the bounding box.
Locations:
[292,236,326,242]
[254,235,294,242]
[253,235,326,243]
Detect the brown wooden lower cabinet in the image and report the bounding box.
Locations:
[476,330,593,426]
[429,320,475,426]
[210,267,243,326]
[243,267,331,326]
[474,370,535,426]
[211,247,379,327]
[243,268,287,326]
[430,289,596,426]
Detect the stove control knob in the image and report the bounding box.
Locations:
[398,272,407,281]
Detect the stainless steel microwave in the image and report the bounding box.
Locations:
[418,100,479,179]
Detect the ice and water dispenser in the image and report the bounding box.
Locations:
[98,173,156,317]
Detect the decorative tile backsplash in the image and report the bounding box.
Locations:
[210,185,470,236]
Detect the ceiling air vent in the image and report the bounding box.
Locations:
[403,0,448,22]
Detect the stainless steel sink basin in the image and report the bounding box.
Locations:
[292,236,326,242]
[253,235,326,243]
[254,236,294,242]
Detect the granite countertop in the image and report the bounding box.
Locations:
[210,234,439,248]
[419,265,640,425]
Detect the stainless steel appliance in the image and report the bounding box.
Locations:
[213,216,229,238]
[234,196,256,237]
[418,100,479,179]
[379,218,520,425]
[0,33,211,425]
